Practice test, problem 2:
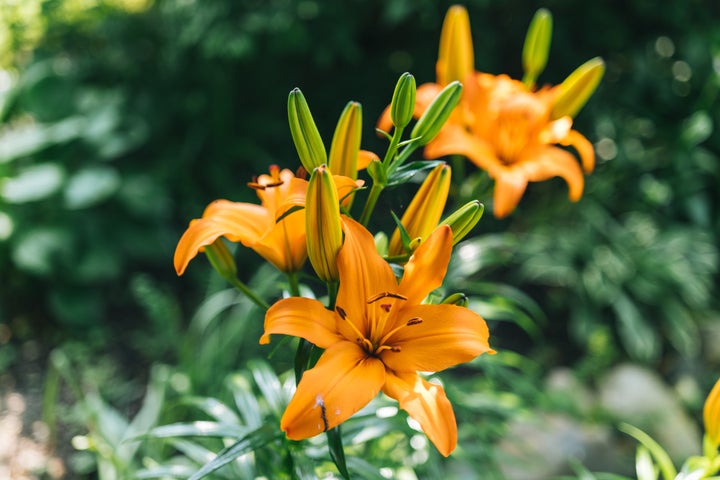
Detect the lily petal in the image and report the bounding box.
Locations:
[253,206,307,272]
[281,342,385,440]
[424,124,503,176]
[381,304,493,373]
[399,225,453,305]
[492,169,529,219]
[261,297,340,348]
[174,201,271,275]
[517,146,585,201]
[337,216,397,334]
[383,371,457,457]
[561,129,595,173]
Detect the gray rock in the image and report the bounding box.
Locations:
[597,363,701,462]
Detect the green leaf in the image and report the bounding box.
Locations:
[613,293,660,362]
[248,359,287,418]
[226,373,263,428]
[182,396,241,425]
[135,465,197,479]
[1,163,64,203]
[386,160,444,187]
[63,166,120,209]
[619,423,676,480]
[187,424,280,480]
[143,421,248,439]
[327,426,350,479]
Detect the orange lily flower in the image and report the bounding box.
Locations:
[174,165,308,274]
[260,217,493,456]
[422,73,595,218]
[378,5,597,218]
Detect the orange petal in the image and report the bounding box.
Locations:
[561,129,595,173]
[357,150,379,170]
[383,371,457,457]
[492,169,528,218]
[424,124,503,177]
[173,201,271,275]
[261,297,340,347]
[381,304,493,373]
[399,225,452,305]
[281,342,385,439]
[517,146,585,201]
[253,204,307,272]
[275,176,310,221]
[336,216,397,334]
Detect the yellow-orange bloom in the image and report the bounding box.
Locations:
[174,166,308,274]
[261,217,493,456]
[379,5,598,218]
[424,73,595,218]
[704,377,720,448]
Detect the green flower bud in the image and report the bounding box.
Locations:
[411,80,463,146]
[329,101,362,181]
[390,72,416,129]
[522,8,553,88]
[288,88,327,171]
[306,165,342,282]
[204,239,237,281]
[389,163,451,256]
[441,293,469,307]
[439,200,484,245]
[551,57,605,119]
[366,158,387,186]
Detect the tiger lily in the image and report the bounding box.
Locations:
[260,216,493,456]
[174,166,309,274]
[378,5,600,218]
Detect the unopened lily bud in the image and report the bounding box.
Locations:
[522,8,553,88]
[329,101,362,180]
[437,5,474,86]
[390,72,416,129]
[389,163,451,256]
[204,238,237,281]
[439,200,484,245]
[551,57,605,119]
[306,165,342,282]
[411,81,463,146]
[288,88,327,171]
[703,377,720,450]
[367,158,387,186]
[441,293,469,307]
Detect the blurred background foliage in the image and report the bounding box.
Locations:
[1,0,720,478]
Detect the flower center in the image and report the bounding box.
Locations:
[335,292,423,357]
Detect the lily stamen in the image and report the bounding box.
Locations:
[367,292,408,304]
[335,305,374,352]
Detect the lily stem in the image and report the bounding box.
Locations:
[358,183,384,226]
[227,276,269,311]
[287,271,301,297]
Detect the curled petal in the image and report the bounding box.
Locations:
[261,297,340,348]
[357,150,379,170]
[517,146,585,201]
[561,129,596,173]
[399,225,453,305]
[381,304,493,373]
[383,371,457,457]
[174,201,270,275]
[281,342,385,439]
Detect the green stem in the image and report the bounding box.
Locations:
[227,276,270,310]
[287,271,301,297]
[358,183,384,226]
